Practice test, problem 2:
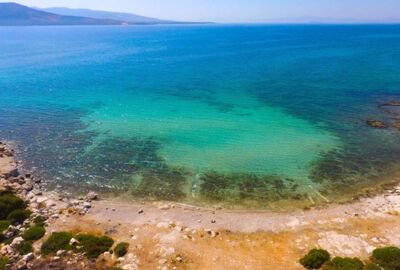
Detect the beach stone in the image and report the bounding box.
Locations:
[159,204,171,210]
[22,252,34,262]
[11,237,24,248]
[83,202,92,208]
[56,250,65,256]
[70,238,79,246]
[86,191,98,201]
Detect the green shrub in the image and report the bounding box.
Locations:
[23,225,46,241]
[323,257,364,270]
[7,209,31,225]
[363,263,382,270]
[114,242,129,257]
[0,191,25,220]
[300,249,331,269]
[16,241,33,255]
[33,216,46,227]
[0,220,10,232]
[0,257,9,270]
[75,234,114,259]
[41,232,73,255]
[372,247,400,270]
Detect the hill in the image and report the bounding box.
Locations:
[40,7,177,25]
[0,2,125,26]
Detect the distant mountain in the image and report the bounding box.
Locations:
[0,2,124,26]
[40,7,177,25]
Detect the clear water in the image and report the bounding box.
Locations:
[1,24,400,208]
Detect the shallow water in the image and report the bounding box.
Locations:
[1,24,400,208]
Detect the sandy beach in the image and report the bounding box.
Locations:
[2,141,400,269]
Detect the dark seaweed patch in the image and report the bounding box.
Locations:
[131,168,187,201]
[199,171,304,205]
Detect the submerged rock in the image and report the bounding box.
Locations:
[378,101,400,107]
[366,120,386,129]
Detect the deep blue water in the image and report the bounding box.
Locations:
[1,24,400,208]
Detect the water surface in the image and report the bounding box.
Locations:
[1,24,400,208]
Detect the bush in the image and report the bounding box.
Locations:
[0,191,26,220]
[363,263,382,270]
[300,249,331,269]
[323,257,364,270]
[23,225,46,241]
[41,232,73,255]
[0,257,9,270]
[33,216,46,227]
[16,241,33,255]
[7,209,31,225]
[75,234,114,259]
[0,220,10,232]
[372,247,400,270]
[114,242,129,257]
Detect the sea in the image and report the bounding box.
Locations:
[1,24,400,208]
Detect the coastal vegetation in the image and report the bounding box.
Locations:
[0,257,9,270]
[114,242,129,257]
[41,231,115,259]
[41,232,73,255]
[300,247,400,270]
[299,249,331,269]
[0,190,26,220]
[22,225,46,241]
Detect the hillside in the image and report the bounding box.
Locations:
[40,7,177,25]
[0,2,124,26]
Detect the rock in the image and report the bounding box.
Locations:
[45,199,57,207]
[70,238,79,246]
[4,225,18,239]
[176,255,183,262]
[86,191,98,200]
[0,245,13,256]
[35,196,48,204]
[15,259,28,270]
[159,204,171,210]
[366,120,386,129]
[56,250,65,256]
[211,219,216,224]
[379,101,400,107]
[138,209,144,214]
[83,202,92,209]
[11,237,24,249]
[205,229,218,238]
[22,252,34,262]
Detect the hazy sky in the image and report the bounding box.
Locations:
[6,0,400,23]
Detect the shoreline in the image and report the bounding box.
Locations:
[2,141,400,269]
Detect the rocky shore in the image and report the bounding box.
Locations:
[2,141,400,269]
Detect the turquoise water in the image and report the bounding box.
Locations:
[1,25,400,207]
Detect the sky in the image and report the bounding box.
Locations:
[5,0,400,23]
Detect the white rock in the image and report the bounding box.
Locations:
[22,252,34,262]
[56,250,65,256]
[70,238,79,245]
[11,237,24,248]
[83,202,92,209]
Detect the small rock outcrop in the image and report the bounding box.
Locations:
[366,120,386,129]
